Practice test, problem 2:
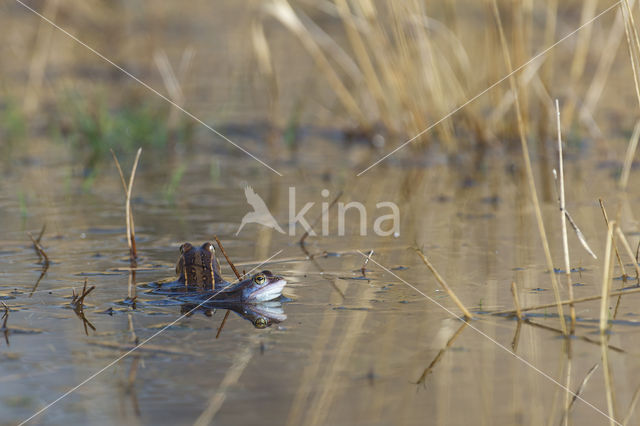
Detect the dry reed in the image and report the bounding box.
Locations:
[360,250,374,276]
[214,236,242,339]
[492,0,567,335]
[1,302,8,330]
[600,221,616,333]
[214,236,242,280]
[28,230,49,266]
[493,286,640,316]
[615,227,640,281]
[510,281,522,321]
[599,199,627,280]
[71,279,95,312]
[556,99,576,331]
[111,148,142,264]
[601,332,619,425]
[620,121,640,190]
[414,248,472,319]
[622,0,640,112]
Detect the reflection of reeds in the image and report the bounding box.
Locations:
[71,279,95,312]
[492,0,566,335]
[71,279,96,335]
[493,286,640,316]
[623,383,640,425]
[193,338,257,426]
[28,228,49,266]
[560,363,599,424]
[28,225,50,296]
[414,320,468,385]
[1,302,8,330]
[601,332,619,425]
[1,303,8,346]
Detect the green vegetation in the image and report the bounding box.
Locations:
[55,95,192,170]
[0,99,26,157]
[164,162,186,202]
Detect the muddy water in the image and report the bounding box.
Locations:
[1,138,640,426]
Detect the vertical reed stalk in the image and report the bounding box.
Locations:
[620,121,640,190]
[615,227,640,280]
[111,148,142,264]
[492,0,567,335]
[125,149,142,263]
[556,99,575,332]
[563,340,572,426]
[601,332,618,426]
[510,281,523,320]
[600,221,616,333]
[599,199,627,279]
[622,0,640,110]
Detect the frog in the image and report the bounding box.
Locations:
[153,241,287,304]
[175,242,223,290]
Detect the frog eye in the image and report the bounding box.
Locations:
[201,242,214,252]
[180,243,193,254]
[254,317,268,328]
[253,273,266,285]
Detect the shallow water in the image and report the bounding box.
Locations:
[4,0,640,423]
[2,137,640,426]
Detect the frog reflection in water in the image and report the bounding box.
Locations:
[180,301,287,329]
[152,242,288,328]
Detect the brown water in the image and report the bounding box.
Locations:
[2,137,640,426]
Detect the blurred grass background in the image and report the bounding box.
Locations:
[1,0,638,170]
